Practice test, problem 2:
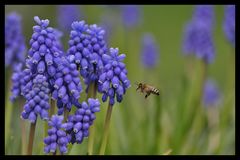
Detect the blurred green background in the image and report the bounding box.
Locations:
[5,5,235,155]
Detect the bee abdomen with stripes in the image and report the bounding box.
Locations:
[151,88,160,95]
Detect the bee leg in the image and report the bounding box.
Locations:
[136,86,140,91]
[145,93,150,99]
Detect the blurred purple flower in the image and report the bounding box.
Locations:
[202,79,221,107]
[62,98,100,144]
[223,5,235,47]
[193,5,215,29]
[53,28,64,50]
[10,63,25,102]
[98,48,130,105]
[99,13,115,44]
[121,5,141,28]
[182,5,215,64]
[5,12,26,71]
[57,5,81,32]
[141,33,159,68]
[44,115,70,154]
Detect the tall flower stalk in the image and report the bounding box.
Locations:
[182,5,215,80]
[217,5,235,153]
[86,82,97,155]
[5,12,26,71]
[173,5,215,154]
[67,20,108,155]
[5,12,26,151]
[20,16,64,154]
[98,48,130,154]
[99,102,113,155]
[223,5,235,92]
[7,11,130,155]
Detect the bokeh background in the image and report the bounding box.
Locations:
[5,5,235,155]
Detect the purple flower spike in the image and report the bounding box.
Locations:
[63,98,100,144]
[54,56,82,114]
[10,63,25,101]
[121,5,141,28]
[67,21,108,89]
[141,33,160,68]
[26,16,64,89]
[44,115,69,154]
[223,5,235,47]
[98,48,130,105]
[202,79,222,107]
[21,74,50,123]
[5,12,26,70]
[193,5,215,29]
[182,5,215,64]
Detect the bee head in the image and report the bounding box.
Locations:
[134,82,140,86]
[135,82,142,88]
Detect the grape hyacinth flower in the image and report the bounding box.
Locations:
[68,21,107,155]
[202,79,221,107]
[44,115,70,154]
[182,5,215,64]
[141,33,159,68]
[67,21,107,88]
[10,63,25,101]
[21,74,50,123]
[52,56,82,115]
[98,48,130,155]
[98,48,130,105]
[223,5,235,47]
[27,16,64,88]
[5,12,26,70]
[62,98,100,144]
[57,5,81,32]
[192,5,215,29]
[121,5,141,28]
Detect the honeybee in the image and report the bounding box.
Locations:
[135,82,160,99]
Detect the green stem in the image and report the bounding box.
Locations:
[99,102,113,155]
[45,99,55,143]
[226,48,235,92]
[27,122,37,155]
[5,70,12,152]
[5,68,11,99]
[50,99,55,117]
[216,48,235,154]
[173,59,207,154]
[217,89,235,153]
[67,144,73,155]
[64,107,69,122]
[87,82,97,155]
[20,99,27,155]
[154,94,162,154]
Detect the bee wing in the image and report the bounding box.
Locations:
[134,82,139,86]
